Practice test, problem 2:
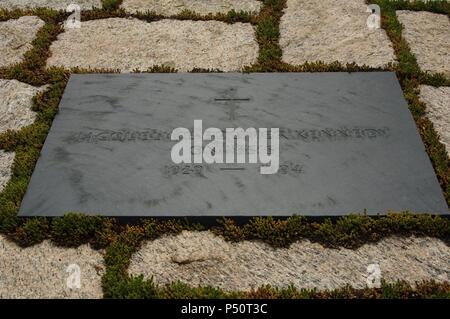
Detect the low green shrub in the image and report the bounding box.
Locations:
[50,213,105,247]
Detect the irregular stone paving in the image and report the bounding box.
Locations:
[47,18,258,72]
[0,0,101,10]
[279,0,395,68]
[0,151,15,193]
[129,231,450,291]
[397,11,450,78]
[0,16,45,68]
[0,79,47,134]
[0,235,104,298]
[121,0,261,15]
[419,85,450,154]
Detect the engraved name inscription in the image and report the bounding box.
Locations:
[65,129,172,144]
[279,127,390,142]
[66,126,390,144]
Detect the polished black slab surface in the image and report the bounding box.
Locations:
[18,73,449,216]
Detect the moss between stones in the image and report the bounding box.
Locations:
[105,278,450,299]
[102,0,123,11]
[0,0,449,298]
[82,4,258,24]
[81,8,258,24]
[382,0,450,16]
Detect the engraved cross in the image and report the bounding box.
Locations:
[214,98,250,121]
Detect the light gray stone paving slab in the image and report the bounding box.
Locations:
[47,18,258,72]
[0,0,101,10]
[121,0,261,15]
[18,73,449,217]
[129,231,450,291]
[0,16,45,68]
[279,0,395,68]
[419,85,450,154]
[0,79,47,134]
[0,151,15,193]
[397,11,450,78]
[0,235,104,298]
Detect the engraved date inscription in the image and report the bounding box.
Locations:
[163,162,304,177]
[278,162,304,176]
[163,164,205,177]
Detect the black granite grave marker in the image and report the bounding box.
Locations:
[18,73,449,217]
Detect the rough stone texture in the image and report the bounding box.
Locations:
[121,0,261,15]
[47,18,258,72]
[0,151,15,193]
[129,231,450,291]
[0,80,47,134]
[279,0,395,68]
[419,85,450,154]
[0,16,45,68]
[0,235,104,298]
[397,11,450,78]
[0,0,101,10]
